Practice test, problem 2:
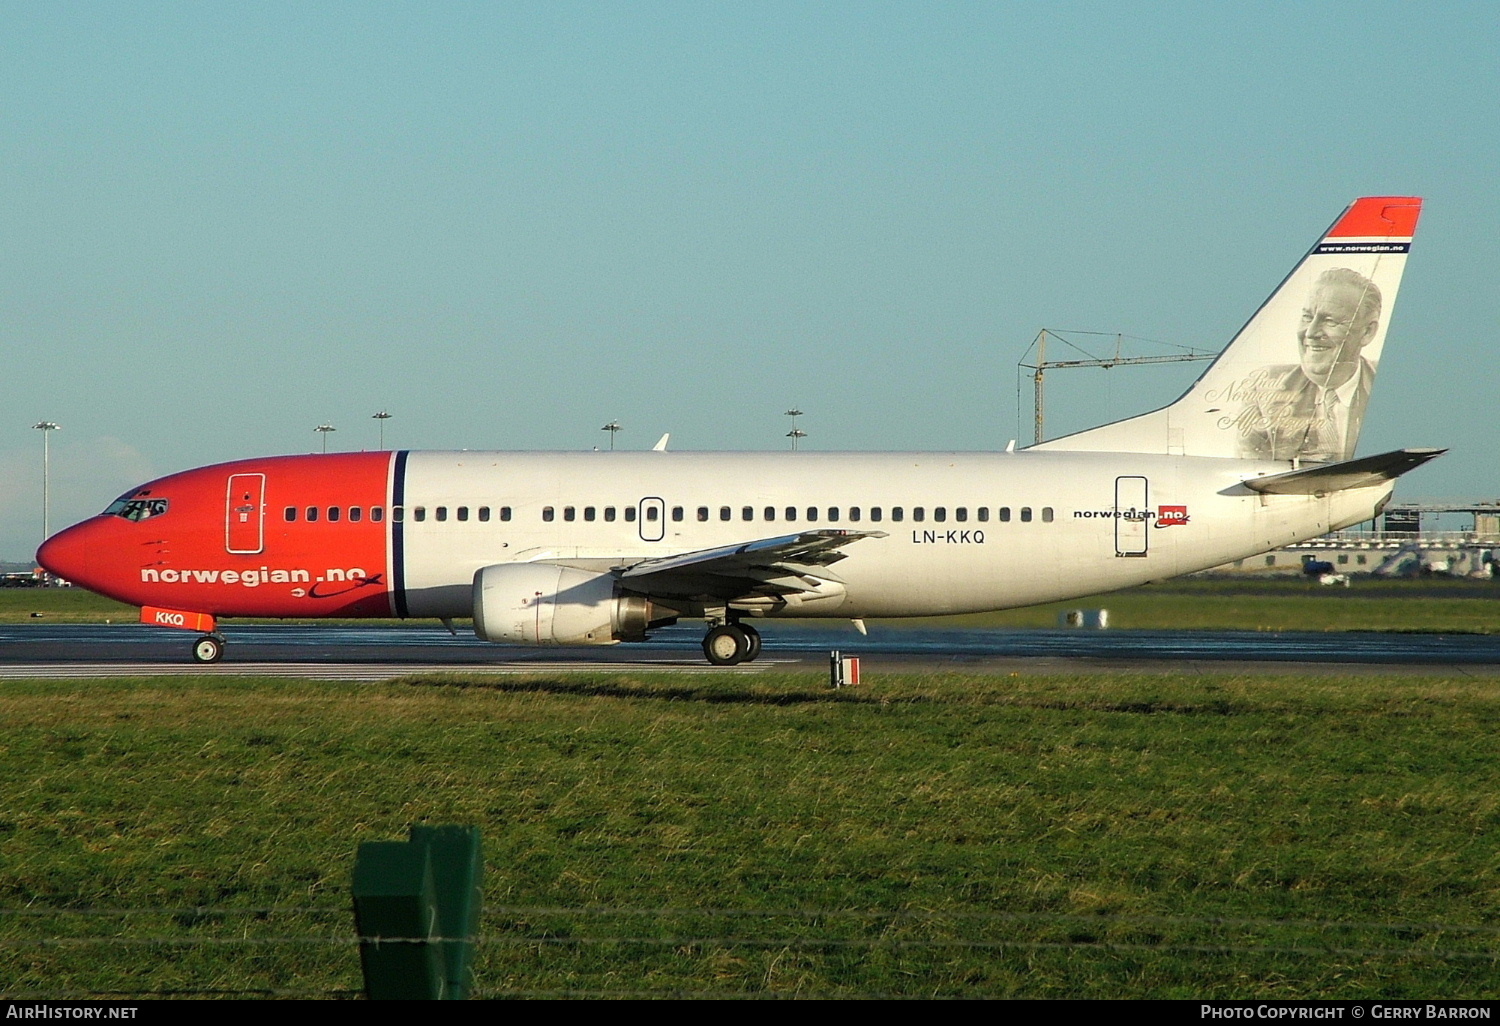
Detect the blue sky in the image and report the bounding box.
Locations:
[3,1,1496,559]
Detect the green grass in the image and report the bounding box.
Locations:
[894,584,1500,632]
[0,588,138,623]
[2,671,1497,998]
[9,576,1500,633]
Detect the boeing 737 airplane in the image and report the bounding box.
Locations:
[38,197,1439,665]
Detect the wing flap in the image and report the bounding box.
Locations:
[620,529,886,590]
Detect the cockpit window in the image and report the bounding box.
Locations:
[103,496,169,521]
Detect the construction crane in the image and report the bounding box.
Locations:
[1017,329,1219,445]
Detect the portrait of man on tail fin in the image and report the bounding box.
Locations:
[1235,267,1382,463]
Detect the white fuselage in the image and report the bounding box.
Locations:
[393,450,1387,618]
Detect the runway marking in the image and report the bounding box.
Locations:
[0,661,791,681]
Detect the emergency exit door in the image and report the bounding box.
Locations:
[226,473,266,554]
[638,496,666,542]
[1115,475,1148,557]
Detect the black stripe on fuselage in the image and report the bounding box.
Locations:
[391,450,409,618]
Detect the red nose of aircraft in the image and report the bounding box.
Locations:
[36,520,94,587]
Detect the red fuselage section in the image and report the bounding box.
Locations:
[38,453,395,619]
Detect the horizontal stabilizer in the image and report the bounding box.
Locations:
[1243,448,1445,495]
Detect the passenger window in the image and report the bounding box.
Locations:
[720,506,731,521]
[999,507,1011,522]
[806,507,818,522]
[586,507,597,521]
[671,507,683,522]
[1042,507,1054,523]
[913,507,925,522]
[391,507,403,523]
[478,507,490,522]
[604,507,615,522]
[697,507,709,522]
[435,507,447,522]
[349,507,363,523]
[542,507,554,522]
[284,507,297,522]
[955,508,967,522]
[414,507,427,523]
[456,507,468,522]
[625,508,636,522]
[977,508,989,522]
[327,506,340,522]
[891,507,904,522]
[742,506,754,521]
[306,506,319,522]
[1021,507,1033,522]
[934,507,946,523]
[564,507,576,522]
[372,507,384,523]
[785,507,797,521]
[827,507,839,522]
[500,507,512,521]
[764,507,775,521]
[645,506,658,522]
[870,507,882,522]
[849,507,861,522]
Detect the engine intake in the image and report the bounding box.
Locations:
[472,563,653,646]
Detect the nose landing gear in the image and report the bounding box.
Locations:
[192,634,225,663]
[702,621,762,666]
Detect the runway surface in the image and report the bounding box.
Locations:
[4,621,1500,679]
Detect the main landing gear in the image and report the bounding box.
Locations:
[702,621,762,666]
[192,634,225,663]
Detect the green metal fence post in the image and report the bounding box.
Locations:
[409,824,483,1000]
[352,840,447,999]
[352,825,483,1000]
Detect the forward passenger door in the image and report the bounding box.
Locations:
[226,473,266,554]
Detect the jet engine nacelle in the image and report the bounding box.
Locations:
[472,563,652,646]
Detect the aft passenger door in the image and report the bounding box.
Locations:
[1114,475,1148,557]
[226,473,266,554]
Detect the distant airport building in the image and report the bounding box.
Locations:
[1208,503,1500,579]
[1383,508,1422,535]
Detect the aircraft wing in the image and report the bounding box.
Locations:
[619,529,886,602]
[1243,448,1446,495]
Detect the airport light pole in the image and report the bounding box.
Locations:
[33,421,59,547]
[785,408,805,451]
[601,420,621,450]
[372,410,392,450]
[315,424,336,453]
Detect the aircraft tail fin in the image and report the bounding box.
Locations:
[1031,197,1423,462]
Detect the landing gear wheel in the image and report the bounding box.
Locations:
[739,624,762,662]
[192,635,224,664]
[702,624,749,666]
